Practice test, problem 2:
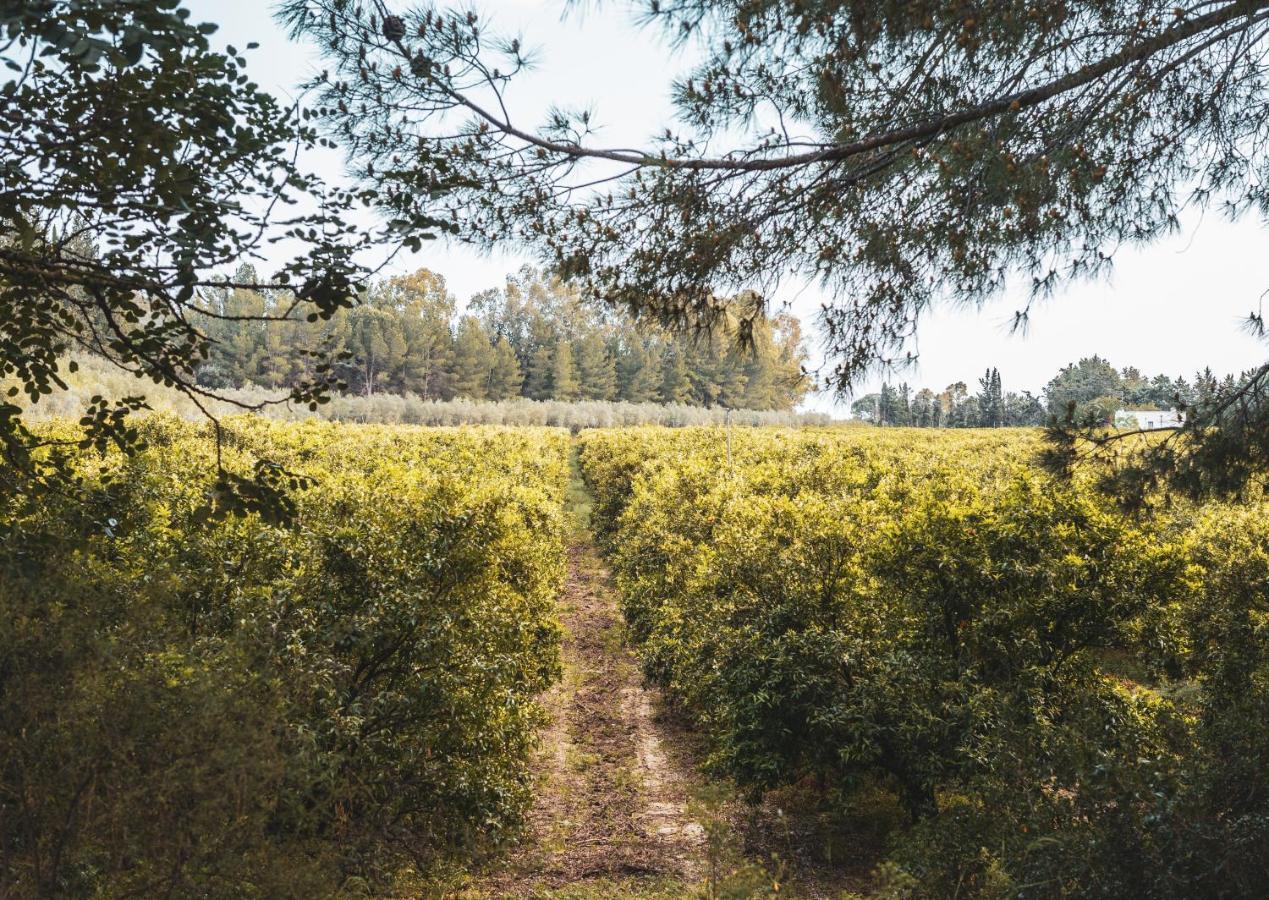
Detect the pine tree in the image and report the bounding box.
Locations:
[259,299,299,389]
[976,369,991,426]
[576,332,617,400]
[897,382,913,426]
[347,305,407,396]
[450,316,496,400]
[221,283,268,385]
[976,367,1005,427]
[740,354,777,410]
[659,346,692,404]
[523,344,554,400]
[716,351,750,409]
[549,340,581,400]
[189,261,815,412]
[618,340,661,403]
[685,336,722,406]
[487,336,523,400]
[1148,374,1178,409]
[1195,367,1220,406]
[878,384,898,425]
[1174,375,1194,407]
[386,269,456,398]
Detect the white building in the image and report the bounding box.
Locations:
[1115,409,1185,430]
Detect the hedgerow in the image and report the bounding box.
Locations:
[0,417,568,896]
[579,426,1269,897]
[17,355,833,430]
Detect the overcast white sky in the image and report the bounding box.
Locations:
[189,0,1269,414]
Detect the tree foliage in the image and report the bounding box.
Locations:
[854,372,1042,428]
[0,0,442,512]
[1045,360,1269,507]
[199,266,810,409]
[580,425,1269,896]
[1,419,567,894]
[285,0,1269,495]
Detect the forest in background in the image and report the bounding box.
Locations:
[195,265,811,411]
[851,356,1259,427]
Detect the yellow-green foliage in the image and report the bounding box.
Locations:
[579,426,1269,897]
[0,417,569,897]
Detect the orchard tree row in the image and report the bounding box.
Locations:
[579,426,1269,897]
[2,419,570,894]
[195,265,810,411]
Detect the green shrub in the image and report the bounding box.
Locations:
[580,427,1269,897]
[0,418,568,895]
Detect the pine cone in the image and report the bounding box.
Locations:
[382,15,406,41]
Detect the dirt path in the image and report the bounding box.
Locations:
[465,511,707,896]
[457,461,876,899]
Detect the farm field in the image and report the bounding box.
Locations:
[8,2,1269,897]
[3,421,1266,897]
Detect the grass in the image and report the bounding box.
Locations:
[564,445,595,541]
[525,876,694,898]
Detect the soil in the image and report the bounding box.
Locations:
[466,540,707,897]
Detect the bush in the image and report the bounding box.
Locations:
[0,417,568,895]
[13,356,832,429]
[580,426,1269,897]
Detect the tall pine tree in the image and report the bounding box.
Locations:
[523,344,555,401]
[550,341,581,401]
[659,347,692,404]
[488,336,523,400]
[450,316,496,400]
[576,332,618,400]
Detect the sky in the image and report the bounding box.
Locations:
[187,0,1269,415]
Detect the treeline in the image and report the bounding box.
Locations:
[851,368,1043,427]
[1042,355,1258,423]
[195,266,810,411]
[853,356,1255,427]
